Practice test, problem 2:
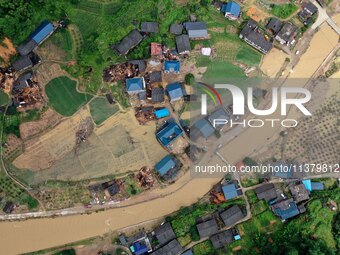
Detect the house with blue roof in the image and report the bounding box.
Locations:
[272,198,300,221]
[17,21,55,56]
[155,155,177,177]
[221,2,241,20]
[164,60,180,73]
[156,122,183,147]
[222,183,238,200]
[154,108,170,119]
[126,77,145,94]
[31,21,55,44]
[130,241,148,255]
[166,83,184,102]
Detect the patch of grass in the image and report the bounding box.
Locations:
[271,3,298,19]
[124,175,142,196]
[50,29,74,60]
[251,200,268,216]
[202,61,246,84]
[89,97,120,125]
[0,90,9,106]
[21,109,42,123]
[111,81,130,109]
[192,240,214,255]
[236,46,262,66]
[178,234,192,247]
[45,76,92,116]
[246,190,258,204]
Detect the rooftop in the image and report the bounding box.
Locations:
[17,39,38,56]
[196,219,219,238]
[12,55,33,72]
[170,23,184,35]
[116,30,143,55]
[151,239,182,255]
[220,205,245,227]
[154,222,176,245]
[30,21,54,44]
[221,2,241,17]
[141,22,159,33]
[126,77,145,93]
[304,2,318,15]
[289,183,310,203]
[272,198,300,220]
[240,19,272,54]
[166,83,184,101]
[155,155,177,177]
[154,108,170,119]
[150,71,162,83]
[156,122,183,147]
[128,60,146,72]
[183,22,208,38]
[255,183,277,202]
[151,87,165,103]
[164,60,180,73]
[176,34,191,54]
[275,22,297,44]
[193,118,215,138]
[210,230,234,249]
[208,107,230,129]
[222,183,238,200]
[266,18,283,34]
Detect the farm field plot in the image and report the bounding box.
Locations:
[0,90,9,106]
[236,46,262,67]
[45,76,92,116]
[89,97,120,125]
[12,110,167,185]
[260,48,288,78]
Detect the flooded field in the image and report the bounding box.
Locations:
[13,109,167,184]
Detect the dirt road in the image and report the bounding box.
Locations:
[0,23,339,255]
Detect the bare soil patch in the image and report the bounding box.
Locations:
[260,48,288,78]
[0,38,16,63]
[19,108,62,140]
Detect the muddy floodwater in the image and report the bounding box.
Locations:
[0,23,339,255]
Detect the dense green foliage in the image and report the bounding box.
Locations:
[0,0,66,43]
[0,90,9,106]
[45,76,92,116]
[270,3,299,19]
[53,249,76,255]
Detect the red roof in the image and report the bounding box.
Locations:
[151,43,162,56]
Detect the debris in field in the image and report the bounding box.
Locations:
[136,166,154,189]
[134,106,156,125]
[103,62,139,83]
[12,72,45,111]
[75,117,94,153]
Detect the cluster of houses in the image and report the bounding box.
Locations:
[237,1,319,54]
[255,179,325,221]
[119,202,246,255]
[13,21,56,72]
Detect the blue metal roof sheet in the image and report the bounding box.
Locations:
[156,122,183,147]
[302,180,312,192]
[221,2,241,16]
[31,21,54,44]
[222,184,238,199]
[155,155,176,176]
[155,108,170,119]
[311,182,325,190]
[167,83,184,101]
[126,77,144,92]
[164,60,180,72]
[274,201,299,220]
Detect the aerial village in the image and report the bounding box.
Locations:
[0,0,339,254]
